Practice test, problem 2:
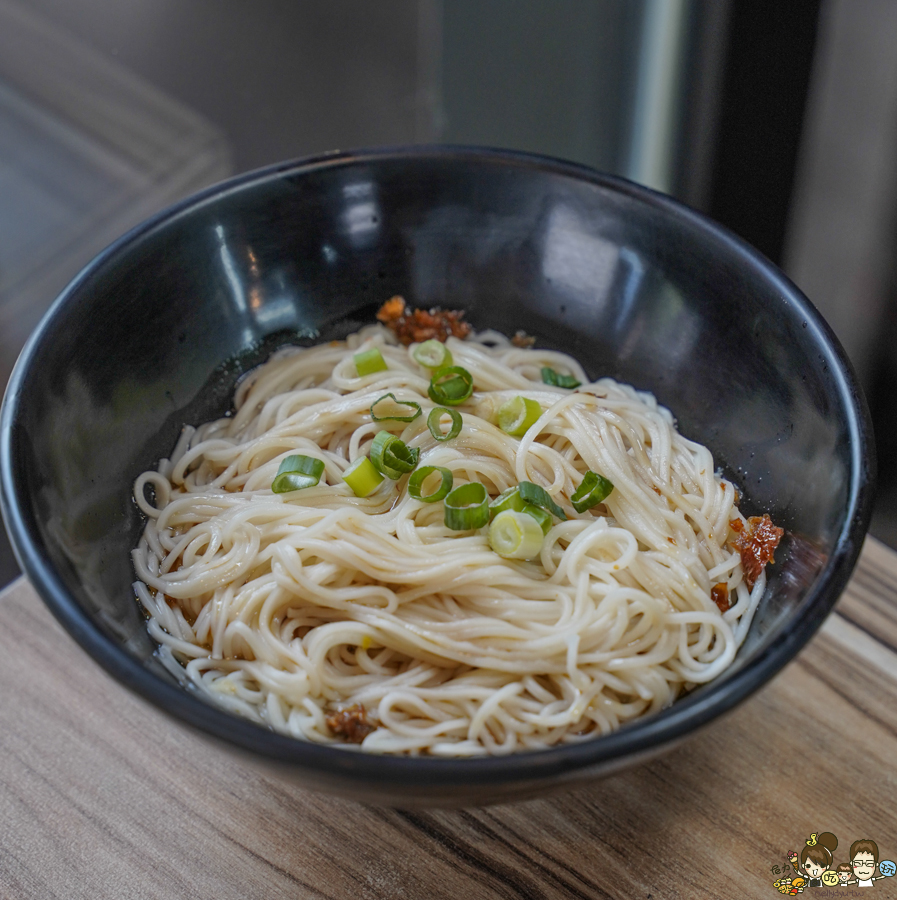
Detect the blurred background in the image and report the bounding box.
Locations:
[1,0,895,587]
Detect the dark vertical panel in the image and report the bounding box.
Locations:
[707,0,822,264]
[671,0,732,211]
[866,281,897,543]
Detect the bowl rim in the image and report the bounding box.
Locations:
[0,144,876,789]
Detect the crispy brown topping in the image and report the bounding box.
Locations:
[711,582,730,612]
[652,486,663,495]
[735,514,784,591]
[326,704,376,743]
[511,330,536,348]
[376,295,406,323]
[376,295,472,345]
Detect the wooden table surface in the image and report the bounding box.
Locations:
[1,538,896,899]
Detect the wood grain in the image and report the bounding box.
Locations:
[1,538,896,899]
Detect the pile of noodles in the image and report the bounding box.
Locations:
[132,325,765,756]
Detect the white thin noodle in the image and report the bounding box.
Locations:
[132,324,765,757]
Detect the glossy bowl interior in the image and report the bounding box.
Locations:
[0,147,874,805]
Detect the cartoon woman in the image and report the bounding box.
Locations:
[849,839,879,887]
[799,832,838,887]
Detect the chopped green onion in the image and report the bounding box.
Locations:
[489,510,545,560]
[522,503,552,535]
[427,406,462,442]
[488,487,552,534]
[412,339,453,370]
[489,486,525,516]
[428,366,474,406]
[497,396,542,437]
[342,456,384,497]
[370,431,420,480]
[272,455,326,493]
[408,466,453,502]
[354,347,388,376]
[444,482,489,530]
[571,470,614,513]
[518,481,568,520]
[541,367,581,389]
[370,393,422,423]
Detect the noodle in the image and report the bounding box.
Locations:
[132,324,767,756]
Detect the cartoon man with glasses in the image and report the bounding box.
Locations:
[847,840,880,887]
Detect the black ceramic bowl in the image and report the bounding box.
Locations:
[0,147,874,806]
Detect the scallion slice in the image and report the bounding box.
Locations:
[412,339,453,370]
[342,456,384,497]
[370,431,420,480]
[408,466,453,502]
[428,366,474,406]
[497,396,542,436]
[518,481,568,520]
[488,486,552,534]
[521,503,552,535]
[489,486,523,517]
[370,393,422,423]
[444,482,489,530]
[541,366,581,389]
[571,470,614,513]
[427,406,462,442]
[354,347,388,376]
[271,455,325,493]
[489,510,544,560]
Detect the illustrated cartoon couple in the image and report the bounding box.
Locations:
[793,833,885,888]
